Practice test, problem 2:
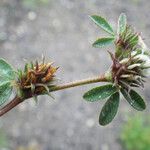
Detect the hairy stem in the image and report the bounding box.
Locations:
[50,75,107,92]
[0,74,107,117]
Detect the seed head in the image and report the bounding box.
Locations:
[16,59,58,98]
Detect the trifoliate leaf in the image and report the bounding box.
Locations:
[99,92,120,126]
[0,83,12,106]
[0,59,15,81]
[93,37,114,48]
[118,13,127,35]
[121,88,146,111]
[83,84,117,102]
[90,15,114,35]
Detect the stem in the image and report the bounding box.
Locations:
[0,74,107,117]
[50,75,107,92]
[0,96,23,117]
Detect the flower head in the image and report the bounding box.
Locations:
[16,58,58,99]
[111,25,150,90]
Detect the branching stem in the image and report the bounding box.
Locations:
[0,74,107,117]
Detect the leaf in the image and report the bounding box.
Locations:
[118,13,127,35]
[0,77,11,87]
[0,59,15,105]
[0,59,15,81]
[0,83,12,106]
[121,88,146,111]
[83,84,117,102]
[99,92,120,126]
[90,15,114,35]
[93,37,114,48]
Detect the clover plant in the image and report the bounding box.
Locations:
[0,13,149,126]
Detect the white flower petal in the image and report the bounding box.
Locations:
[143,61,150,68]
[120,74,131,78]
[128,63,141,69]
[134,75,141,80]
[120,58,129,64]
[134,54,150,62]
[131,51,137,57]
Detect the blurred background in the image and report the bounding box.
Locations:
[0,0,150,149]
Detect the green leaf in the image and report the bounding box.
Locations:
[0,83,12,106]
[118,13,127,35]
[0,59,15,81]
[121,88,146,111]
[0,59,15,105]
[99,92,120,126]
[90,15,114,35]
[0,77,11,87]
[83,84,117,102]
[93,37,114,48]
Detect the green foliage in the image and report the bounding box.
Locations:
[0,59,15,82]
[121,89,146,111]
[83,81,145,125]
[120,114,150,150]
[0,83,13,106]
[99,92,119,125]
[90,15,114,36]
[0,59,15,106]
[83,84,119,126]
[92,37,115,48]
[118,13,127,35]
[83,84,117,102]
[90,13,138,54]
